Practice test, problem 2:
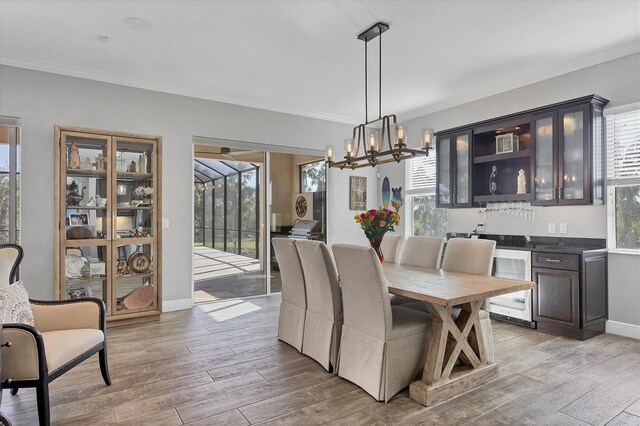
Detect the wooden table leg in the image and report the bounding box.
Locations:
[410,299,498,406]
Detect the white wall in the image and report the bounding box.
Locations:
[0,64,360,305]
[383,52,640,327]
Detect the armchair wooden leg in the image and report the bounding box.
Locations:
[99,348,111,386]
[9,387,17,396]
[36,380,50,426]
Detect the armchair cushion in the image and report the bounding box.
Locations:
[0,281,35,326]
[42,329,104,374]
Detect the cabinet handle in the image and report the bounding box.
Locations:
[552,188,556,200]
[543,258,561,263]
[1,341,11,348]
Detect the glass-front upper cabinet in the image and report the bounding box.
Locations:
[559,105,589,204]
[60,132,111,240]
[436,135,451,207]
[436,130,473,208]
[532,101,598,206]
[532,114,556,205]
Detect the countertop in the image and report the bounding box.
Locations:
[446,233,607,255]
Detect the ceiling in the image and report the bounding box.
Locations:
[1,0,639,124]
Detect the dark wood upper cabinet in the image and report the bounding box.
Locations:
[436,130,473,208]
[435,95,608,208]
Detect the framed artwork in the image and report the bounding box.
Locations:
[68,213,89,226]
[349,176,367,210]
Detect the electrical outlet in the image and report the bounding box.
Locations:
[548,223,556,234]
[162,218,170,228]
[477,223,485,232]
[559,223,567,234]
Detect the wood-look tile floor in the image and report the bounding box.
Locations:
[4,294,640,425]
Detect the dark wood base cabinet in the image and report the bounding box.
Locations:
[533,250,607,340]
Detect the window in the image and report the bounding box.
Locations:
[405,149,447,237]
[606,105,640,252]
[0,122,20,244]
[300,160,325,193]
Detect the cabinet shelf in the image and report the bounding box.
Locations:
[66,169,107,178]
[474,193,531,203]
[117,172,153,180]
[474,149,531,164]
[66,205,107,210]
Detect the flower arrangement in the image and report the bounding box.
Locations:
[354,208,400,262]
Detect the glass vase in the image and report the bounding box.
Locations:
[370,238,384,263]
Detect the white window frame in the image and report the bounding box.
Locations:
[404,150,447,237]
[605,103,640,255]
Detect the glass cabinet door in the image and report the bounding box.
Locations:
[62,243,111,314]
[454,132,471,206]
[113,138,156,240]
[532,114,556,205]
[61,132,111,240]
[113,242,157,314]
[559,106,587,203]
[436,136,451,207]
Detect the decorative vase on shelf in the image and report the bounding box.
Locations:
[489,165,498,195]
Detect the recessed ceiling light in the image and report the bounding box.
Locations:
[123,17,153,32]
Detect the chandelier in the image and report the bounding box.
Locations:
[326,22,433,170]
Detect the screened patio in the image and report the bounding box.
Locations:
[193,158,264,301]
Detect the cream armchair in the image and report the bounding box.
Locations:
[0,244,111,426]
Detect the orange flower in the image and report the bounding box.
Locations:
[379,220,386,227]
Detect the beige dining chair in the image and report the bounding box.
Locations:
[399,236,445,269]
[402,238,497,361]
[380,234,403,263]
[272,238,307,352]
[332,244,431,402]
[442,238,497,362]
[296,240,342,372]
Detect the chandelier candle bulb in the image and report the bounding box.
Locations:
[344,138,354,159]
[395,122,407,147]
[325,145,334,162]
[368,129,379,152]
[422,128,434,150]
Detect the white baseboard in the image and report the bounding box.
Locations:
[606,320,640,340]
[162,298,194,312]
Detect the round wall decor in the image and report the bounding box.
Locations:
[295,195,307,218]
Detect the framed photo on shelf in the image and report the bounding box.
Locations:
[68,213,89,226]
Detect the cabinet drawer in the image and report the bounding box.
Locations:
[532,252,579,271]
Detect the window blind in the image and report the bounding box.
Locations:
[606,108,640,184]
[405,148,437,195]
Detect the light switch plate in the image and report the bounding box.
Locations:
[477,223,485,232]
[559,223,567,234]
[548,223,556,234]
[162,218,170,228]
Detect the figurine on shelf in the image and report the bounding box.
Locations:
[66,181,85,206]
[83,157,93,170]
[95,153,106,172]
[117,260,129,276]
[69,142,81,169]
[128,161,137,173]
[517,169,527,194]
[138,152,147,174]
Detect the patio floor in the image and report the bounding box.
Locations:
[193,246,280,303]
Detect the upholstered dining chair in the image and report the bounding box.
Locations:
[380,234,403,264]
[0,244,111,426]
[399,236,445,269]
[295,240,342,372]
[332,244,431,402]
[272,238,307,352]
[442,238,497,361]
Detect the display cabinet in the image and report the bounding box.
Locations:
[436,129,473,208]
[54,126,162,326]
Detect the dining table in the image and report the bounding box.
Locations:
[382,262,535,406]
